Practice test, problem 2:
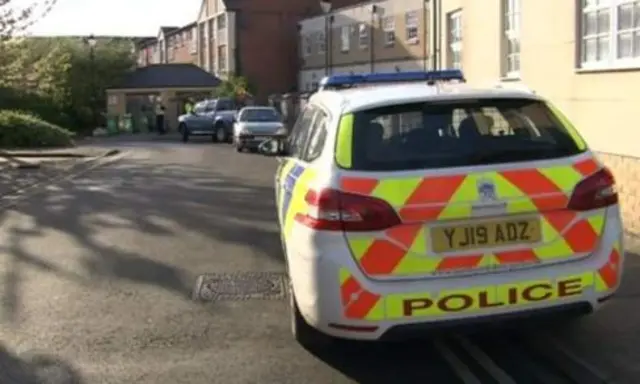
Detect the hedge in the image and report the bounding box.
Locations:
[0,110,75,148]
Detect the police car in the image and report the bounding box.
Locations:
[257,70,624,347]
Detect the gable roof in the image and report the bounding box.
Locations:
[165,22,197,37]
[109,64,222,90]
[158,26,179,39]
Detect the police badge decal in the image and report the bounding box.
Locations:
[477,178,498,202]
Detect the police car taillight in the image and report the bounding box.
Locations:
[294,188,401,231]
[568,167,618,211]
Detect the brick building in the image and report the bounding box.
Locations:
[135,0,363,102]
[299,0,430,91]
[298,0,640,235]
[136,24,198,66]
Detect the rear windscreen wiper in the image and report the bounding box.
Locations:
[470,147,569,164]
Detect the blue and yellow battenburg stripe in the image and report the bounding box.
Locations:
[277,160,316,238]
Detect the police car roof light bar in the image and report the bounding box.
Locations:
[319,69,466,90]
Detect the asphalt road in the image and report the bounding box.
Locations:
[0,139,638,384]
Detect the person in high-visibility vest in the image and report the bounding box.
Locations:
[184,98,194,114]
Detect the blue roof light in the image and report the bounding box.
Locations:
[318,70,465,90]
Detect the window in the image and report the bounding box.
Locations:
[359,23,369,49]
[238,108,280,122]
[382,16,396,46]
[194,102,207,114]
[216,99,234,111]
[302,110,328,162]
[318,31,326,54]
[204,102,216,112]
[580,0,640,68]
[217,14,226,29]
[302,35,312,57]
[341,25,350,52]
[218,45,227,72]
[347,99,585,171]
[405,11,419,43]
[288,107,318,158]
[448,11,463,69]
[502,0,521,77]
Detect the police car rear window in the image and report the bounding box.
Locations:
[349,98,585,171]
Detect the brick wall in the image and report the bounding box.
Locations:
[598,153,640,236]
[237,0,363,101]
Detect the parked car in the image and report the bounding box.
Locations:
[177,98,237,143]
[233,106,288,152]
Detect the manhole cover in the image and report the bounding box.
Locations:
[192,272,287,301]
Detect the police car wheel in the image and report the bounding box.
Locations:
[289,281,331,349]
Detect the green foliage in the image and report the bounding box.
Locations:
[0,109,75,148]
[0,36,136,133]
[213,74,253,99]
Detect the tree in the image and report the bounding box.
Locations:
[0,0,58,39]
[213,74,253,99]
[0,36,136,131]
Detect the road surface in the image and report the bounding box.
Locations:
[0,140,638,384]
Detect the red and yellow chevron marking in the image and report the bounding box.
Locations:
[339,268,384,320]
[346,211,604,277]
[339,241,621,320]
[340,158,605,277]
[595,242,622,292]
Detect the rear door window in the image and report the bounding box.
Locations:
[288,106,318,159]
[302,109,329,162]
[348,98,585,171]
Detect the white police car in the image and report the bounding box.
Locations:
[258,70,624,347]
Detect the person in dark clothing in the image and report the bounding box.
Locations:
[155,102,166,134]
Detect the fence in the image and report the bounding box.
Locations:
[267,92,313,134]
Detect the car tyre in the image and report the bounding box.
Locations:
[182,128,189,142]
[289,280,332,350]
[213,123,227,143]
[178,123,186,134]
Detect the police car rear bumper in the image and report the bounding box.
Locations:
[287,207,624,341]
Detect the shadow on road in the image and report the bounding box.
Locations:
[0,158,282,323]
[0,343,83,384]
[306,339,457,383]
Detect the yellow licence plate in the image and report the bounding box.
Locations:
[431,218,541,253]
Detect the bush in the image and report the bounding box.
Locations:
[0,110,75,148]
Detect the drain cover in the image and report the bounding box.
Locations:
[193,272,287,301]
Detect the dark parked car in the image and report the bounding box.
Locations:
[177,98,237,143]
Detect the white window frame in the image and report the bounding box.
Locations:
[340,25,350,52]
[448,10,463,69]
[382,16,395,46]
[502,0,521,78]
[579,0,640,70]
[405,10,419,44]
[302,35,312,57]
[358,23,369,49]
[318,31,326,54]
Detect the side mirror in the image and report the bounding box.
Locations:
[258,138,288,157]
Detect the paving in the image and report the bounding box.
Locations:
[0,140,637,384]
[0,147,117,201]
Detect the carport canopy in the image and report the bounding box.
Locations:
[106,64,223,130]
